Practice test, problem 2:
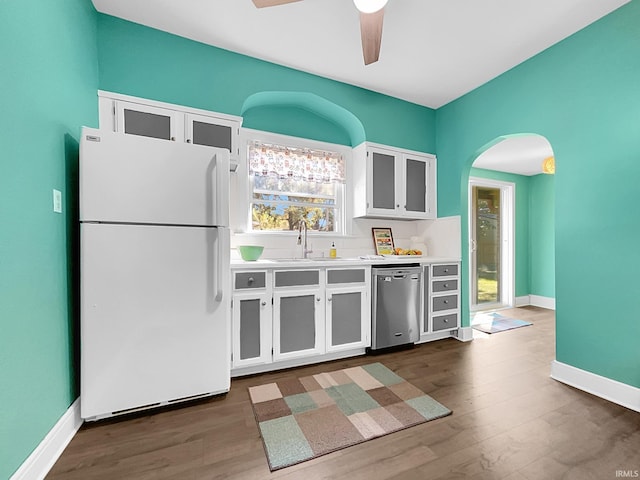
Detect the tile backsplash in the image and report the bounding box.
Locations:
[231,216,461,260]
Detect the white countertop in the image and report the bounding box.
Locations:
[230,255,460,269]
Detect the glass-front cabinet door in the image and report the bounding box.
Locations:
[403,154,431,219]
[184,113,238,159]
[115,101,180,141]
[368,147,400,216]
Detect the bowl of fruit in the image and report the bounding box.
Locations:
[393,247,422,256]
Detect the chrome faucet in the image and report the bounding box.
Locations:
[297,220,312,259]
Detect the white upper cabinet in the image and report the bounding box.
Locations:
[351,142,437,220]
[99,91,242,162]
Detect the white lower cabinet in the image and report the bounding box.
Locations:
[423,263,460,336]
[273,288,325,362]
[326,267,370,352]
[231,292,272,369]
[231,266,370,374]
[326,285,369,352]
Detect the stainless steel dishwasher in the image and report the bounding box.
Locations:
[370,265,421,351]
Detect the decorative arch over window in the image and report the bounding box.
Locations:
[240,91,366,147]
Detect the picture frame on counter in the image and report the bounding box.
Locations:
[372,227,395,255]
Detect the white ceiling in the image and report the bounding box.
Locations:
[472,135,553,176]
[91,0,626,175]
[91,0,628,109]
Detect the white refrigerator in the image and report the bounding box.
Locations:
[79,127,231,420]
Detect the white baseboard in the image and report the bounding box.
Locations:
[10,398,83,480]
[550,360,640,413]
[530,295,555,310]
[514,295,555,310]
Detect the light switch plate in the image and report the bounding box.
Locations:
[53,189,62,213]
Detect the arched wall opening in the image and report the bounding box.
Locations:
[459,133,556,329]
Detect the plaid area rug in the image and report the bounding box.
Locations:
[472,312,533,334]
[248,362,452,471]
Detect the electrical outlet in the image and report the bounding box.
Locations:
[53,189,62,213]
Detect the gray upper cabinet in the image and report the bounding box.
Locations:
[116,101,180,141]
[184,113,238,158]
[351,142,436,220]
[405,156,427,214]
[371,150,397,211]
[99,92,241,162]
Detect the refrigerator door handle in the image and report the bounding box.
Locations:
[214,152,230,227]
[212,230,221,302]
[212,228,229,302]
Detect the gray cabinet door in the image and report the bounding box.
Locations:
[238,298,262,360]
[405,156,427,214]
[274,289,323,360]
[186,113,236,153]
[232,292,271,369]
[116,101,179,141]
[371,150,396,210]
[329,291,362,346]
[279,294,316,354]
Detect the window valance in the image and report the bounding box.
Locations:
[248,141,345,184]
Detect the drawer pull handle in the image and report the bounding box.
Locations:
[316,297,321,302]
[444,283,449,288]
[444,318,449,323]
[444,300,449,304]
[261,301,267,306]
[248,277,254,284]
[443,269,449,273]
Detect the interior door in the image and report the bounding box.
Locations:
[471,184,502,309]
[469,179,514,311]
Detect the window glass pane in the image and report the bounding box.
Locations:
[251,203,336,232]
[252,176,336,196]
[248,139,344,233]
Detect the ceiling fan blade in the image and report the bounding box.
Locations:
[252,0,302,7]
[359,8,385,65]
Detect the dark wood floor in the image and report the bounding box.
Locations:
[48,307,640,479]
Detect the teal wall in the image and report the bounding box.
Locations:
[96,14,436,152]
[0,0,98,478]
[529,174,555,298]
[469,168,531,298]
[436,1,640,387]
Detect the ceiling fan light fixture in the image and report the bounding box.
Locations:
[353,0,388,14]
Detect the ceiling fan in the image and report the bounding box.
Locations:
[252,0,388,65]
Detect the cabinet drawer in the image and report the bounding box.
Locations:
[234,272,266,290]
[433,264,458,277]
[433,313,458,331]
[432,279,458,292]
[432,294,458,312]
[275,270,319,287]
[327,269,366,285]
